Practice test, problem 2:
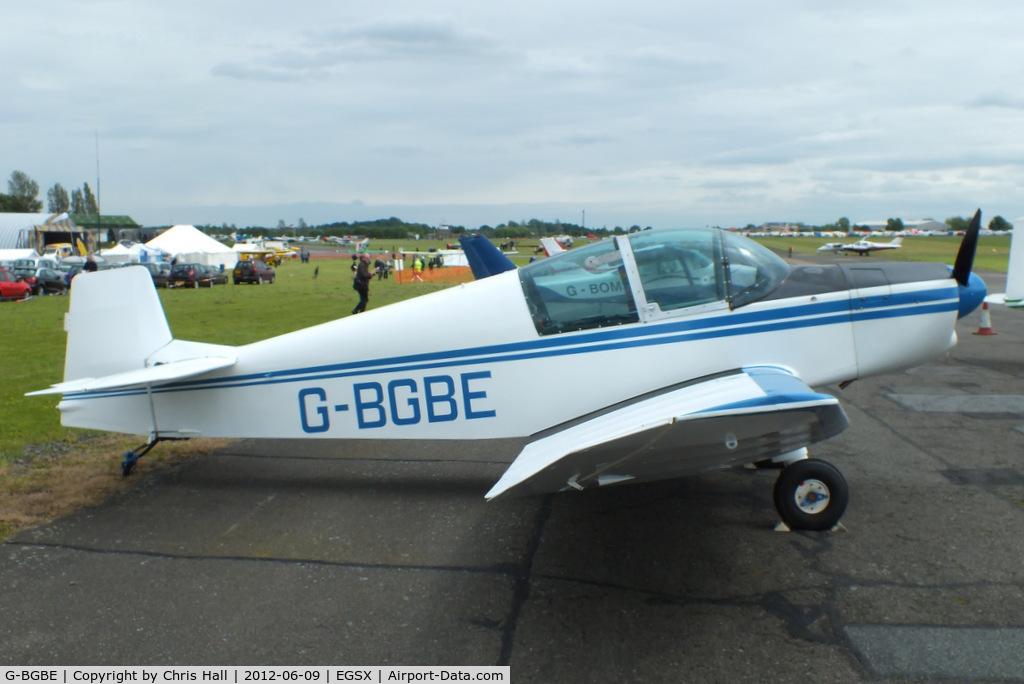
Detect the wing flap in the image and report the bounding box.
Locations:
[27,356,236,396]
[485,366,848,500]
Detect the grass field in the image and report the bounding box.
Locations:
[0,233,1013,538]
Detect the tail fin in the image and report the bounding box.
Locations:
[29,267,235,397]
[539,237,566,257]
[986,227,1024,307]
[64,267,173,382]
[459,234,517,279]
[1004,228,1024,305]
[891,237,903,246]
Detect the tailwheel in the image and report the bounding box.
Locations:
[120,439,161,477]
[121,456,138,477]
[773,458,849,531]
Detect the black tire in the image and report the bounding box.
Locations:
[773,459,849,531]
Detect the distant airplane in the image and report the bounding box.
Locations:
[840,236,903,255]
[322,236,370,250]
[539,237,567,257]
[817,242,846,254]
[29,212,988,531]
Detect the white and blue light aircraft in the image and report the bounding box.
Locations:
[840,236,903,255]
[29,212,988,530]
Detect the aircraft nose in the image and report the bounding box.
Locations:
[958,271,987,319]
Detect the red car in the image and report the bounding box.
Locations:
[0,268,32,301]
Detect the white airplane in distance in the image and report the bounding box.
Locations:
[324,236,371,251]
[29,212,988,531]
[840,236,903,255]
[539,236,567,257]
[985,224,1024,308]
[816,242,846,254]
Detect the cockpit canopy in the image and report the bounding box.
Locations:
[518,229,789,335]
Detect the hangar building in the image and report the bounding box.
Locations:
[0,213,98,254]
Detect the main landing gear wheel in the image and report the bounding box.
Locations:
[773,458,849,531]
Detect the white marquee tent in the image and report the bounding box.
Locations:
[146,225,237,270]
[97,242,164,265]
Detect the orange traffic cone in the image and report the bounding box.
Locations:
[973,302,997,335]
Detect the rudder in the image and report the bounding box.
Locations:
[63,266,173,383]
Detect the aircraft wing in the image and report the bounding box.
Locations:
[27,356,236,396]
[486,366,848,499]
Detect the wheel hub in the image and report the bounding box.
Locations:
[794,478,830,514]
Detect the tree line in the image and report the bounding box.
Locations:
[0,170,98,214]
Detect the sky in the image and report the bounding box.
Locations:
[4,1,1024,230]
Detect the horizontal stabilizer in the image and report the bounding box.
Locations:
[27,356,236,396]
[984,292,1022,307]
[486,366,848,500]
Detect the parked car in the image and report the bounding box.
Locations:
[26,267,69,295]
[138,262,171,288]
[233,259,276,284]
[8,260,39,286]
[8,258,37,275]
[0,268,32,300]
[62,265,84,286]
[203,264,229,285]
[169,262,213,288]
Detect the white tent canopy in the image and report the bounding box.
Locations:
[146,225,237,270]
[0,248,41,262]
[97,242,164,265]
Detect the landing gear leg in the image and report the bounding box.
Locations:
[121,439,161,477]
[773,458,849,531]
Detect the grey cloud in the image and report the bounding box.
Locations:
[967,93,1024,110]
[212,15,509,83]
[211,62,311,82]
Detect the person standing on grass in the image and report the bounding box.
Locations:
[352,253,374,314]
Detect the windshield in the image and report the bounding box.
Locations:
[721,232,790,307]
[518,238,638,334]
